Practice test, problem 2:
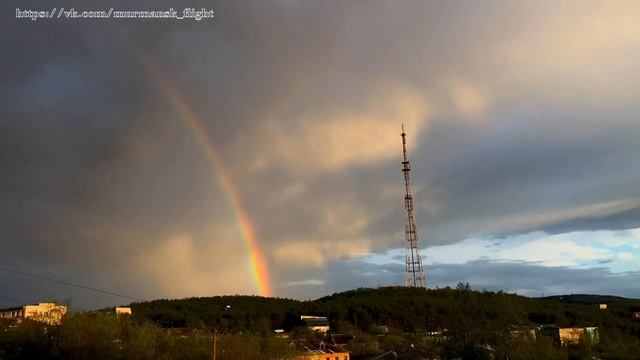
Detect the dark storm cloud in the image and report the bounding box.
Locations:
[1,0,236,306]
[1,0,640,307]
[407,108,640,244]
[545,206,640,236]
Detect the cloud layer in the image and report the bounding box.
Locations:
[2,0,640,307]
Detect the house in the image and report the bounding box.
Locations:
[633,311,640,320]
[542,325,600,346]
[301,315,330,333]
[599,304,608,310]
[115,306,132,316]
[292,339,350,360]
[559,328,585,345]
[0,303,67,325]
[296,348,350,360]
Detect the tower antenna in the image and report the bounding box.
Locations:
[401,125,426,288]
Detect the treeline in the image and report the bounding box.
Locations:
[2,286,640,359]
[0,312,294,360]
[129,285,640,359]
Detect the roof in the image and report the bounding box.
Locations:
[0,303,66,313]
[0,306,23,313]
[302,347,344,354]
[301,316,329,326]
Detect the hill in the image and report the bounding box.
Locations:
[126,285,640,359]
[2,286,640,359]
[129,286,640,331]
[542,294,631,305]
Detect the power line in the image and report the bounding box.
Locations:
[0,266,146,302]
[0,295,27,304]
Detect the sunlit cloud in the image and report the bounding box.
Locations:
[447,78,490,119]
[283,279,326,287]
[496,1,640,102]
[249,85,431,174]
[134,231,254,298]
[273,238,370,268]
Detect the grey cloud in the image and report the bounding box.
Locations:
[429,261,640,299]
[544,206,640,236]
[321,259,640,299]
[2,0,640,307]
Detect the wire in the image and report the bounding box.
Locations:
[0,266,146,302]
[0,295,26,303]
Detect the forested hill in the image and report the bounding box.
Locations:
[542,294,631,305]
[121,286,640,358]
[128,286,640,334]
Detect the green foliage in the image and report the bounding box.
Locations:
[0,312,295,360]
[2,287,640,359]
[129,286,640,359]
[0,319,56,359]
[348,333,379,356]
[54,312,121,360]
[216,333,295,360]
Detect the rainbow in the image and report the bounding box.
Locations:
[140,56,273,297]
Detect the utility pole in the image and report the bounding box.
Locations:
[211,328,217,360]
[401,125,426,288]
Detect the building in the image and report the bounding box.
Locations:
[0,303,67,325]
[633,311,640,320]
[292,340,350,360]
[301,315,330,333]
[559,328,585,345]
[542,326,600,346]
[296,348,349,360]
[115,306,132,316]
[599,304,608,310]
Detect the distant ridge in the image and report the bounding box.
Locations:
[542,294,631,304]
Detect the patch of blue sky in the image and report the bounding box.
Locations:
[356,228,640,273]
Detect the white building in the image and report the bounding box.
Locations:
[0,303,67,325]
[115,306,132,316]
[301,315,330,333]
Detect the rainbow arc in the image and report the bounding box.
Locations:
[141,56,272,297]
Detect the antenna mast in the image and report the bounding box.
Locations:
[401,125,426,288]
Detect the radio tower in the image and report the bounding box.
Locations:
[401,125,426,288]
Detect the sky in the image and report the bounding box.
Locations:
[1,0,640,308]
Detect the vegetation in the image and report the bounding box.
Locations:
[130,285,640,359]
[0,312,293,360]
[2,285,640,359]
